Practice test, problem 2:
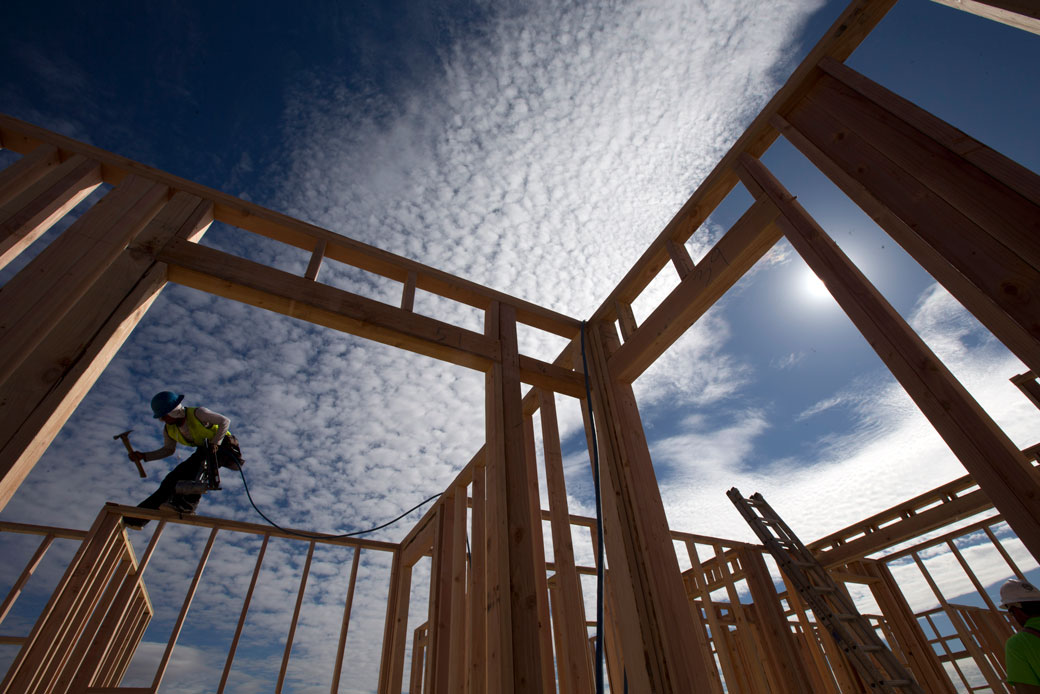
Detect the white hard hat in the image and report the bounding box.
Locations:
[1000,578,1040,608]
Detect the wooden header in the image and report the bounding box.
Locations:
[0,115,580,340]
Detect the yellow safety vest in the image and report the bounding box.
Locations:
[165,407,224,447]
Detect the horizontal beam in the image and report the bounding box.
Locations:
[160,239,583,394]
[0,115,580,339]
[929,0,1040,34]
[102,503,398,552]
[608,199,781,383]
[160,238,500,372]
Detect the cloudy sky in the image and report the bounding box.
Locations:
[2,0,1039,691]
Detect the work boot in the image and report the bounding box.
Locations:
[123,517,148,530]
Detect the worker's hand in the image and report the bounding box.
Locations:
[128,450,144,464]
[209,442,219,453]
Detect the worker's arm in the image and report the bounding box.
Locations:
[193,406,230,446]
[138,428,177,462]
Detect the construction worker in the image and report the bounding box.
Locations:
[1001,578,1040,692]
[124,391,244,529]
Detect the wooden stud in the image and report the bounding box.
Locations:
[330,547,361,694]
[150,527,219,692]
[1012,371,1040,409]
[401,270,417,312]
[448,490,467,693]
[0,533,54,623]
[736,547,813,693]
[583,320,715,692]
[469,459,487,694]
[614,301,638,342]
[522,414,556,694]
[276,540,316,693]
[426,500,455,693]
[410,624,428,693]
[20,515,125,692]
[217,533,271,694]
[910,551,1005,691]
[665,238,696,280]
[484,300,545,692]
[376,552,412,694]
[304,239,326,281]
[853,559,956,692]
[539,390,595,694]
[739,153,1040,563]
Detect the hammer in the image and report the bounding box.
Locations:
[114,430,146,478]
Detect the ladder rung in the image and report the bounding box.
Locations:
[806,585,836,593]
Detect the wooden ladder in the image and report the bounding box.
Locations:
[727,487,925,693]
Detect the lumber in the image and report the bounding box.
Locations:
[0,194,212,511]
[0,154,101,270]
[929,0,1040,34]
[609,198,782,383]
[739,153,1040,562]
[483,301,545,692]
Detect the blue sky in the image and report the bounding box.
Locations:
[2,1,1039,691]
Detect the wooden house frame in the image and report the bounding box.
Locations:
[0,0,1038,691]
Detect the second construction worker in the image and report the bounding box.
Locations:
[124,391,244,528]
[1001,578,1040,692]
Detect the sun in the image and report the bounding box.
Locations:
[800,268,833,303]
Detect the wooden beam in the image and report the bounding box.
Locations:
[584,320,715,691]
[609,199,781,383]
[736,547,813,693]
[929,0,1040,34]
[0,143,61,207]
[469,460,487,693]
[0,193,211,511]
[376,554,413,694]
[0,154,102,272]
[0,175,167,385]
[426,497,458,694]
[484,302,545,692]
[538,389,595,694]
[304,239,326,281]
[587,0,897,324]
[0,114,582,340]
[161,237,499,371]
[522,414,556,694]
[1012,371,1040,409]
[778,62,1040,373]
[739,153,1040,563]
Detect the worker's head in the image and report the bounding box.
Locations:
[150,391,184,420]
[1000,578,1040,626]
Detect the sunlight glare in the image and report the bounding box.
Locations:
[801,269,832,303]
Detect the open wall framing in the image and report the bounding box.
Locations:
[1,0,1039,691]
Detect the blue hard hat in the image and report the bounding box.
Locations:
[151,391,184,418]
